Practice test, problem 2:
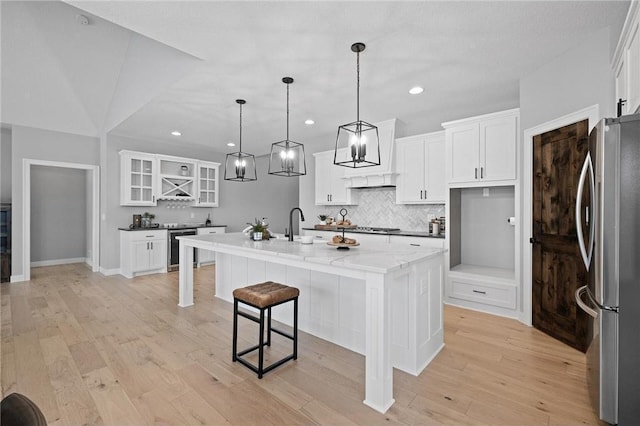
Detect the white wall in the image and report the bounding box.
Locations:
[11,126,99,279]
[30,166,87,264]
[1,128,11,203]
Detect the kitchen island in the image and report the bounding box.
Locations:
[177,232,445,413]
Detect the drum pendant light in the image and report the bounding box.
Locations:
[334,42,380,168]
[268,77,307,177]
[224,99,257,182]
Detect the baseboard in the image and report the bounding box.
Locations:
[31,257,86,267]
[85,257,93,267]
[10,274,26,283]
[100,267,121,276]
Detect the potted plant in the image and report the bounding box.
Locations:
[142,212,155,228]
[247,218,269,241]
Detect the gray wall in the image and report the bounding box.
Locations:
[1,128,11,203]
[30,166,87,263]
[520,27,615,132]
[459,186,515,270]
[101,133,299,270]
[11,125,100,278]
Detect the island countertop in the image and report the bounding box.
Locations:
[177,232,444,274]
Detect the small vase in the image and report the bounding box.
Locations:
[252,232,263,241]
[319,220,326,225]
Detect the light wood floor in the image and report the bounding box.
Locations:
[1,263,602,425]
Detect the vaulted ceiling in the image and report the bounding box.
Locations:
[1,1,630,155]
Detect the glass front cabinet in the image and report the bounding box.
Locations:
[120,151,157,206]
[195,161,220,207]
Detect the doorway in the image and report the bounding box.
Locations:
[22,159,99,281]
[531,119,589,352]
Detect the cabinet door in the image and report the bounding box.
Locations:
[314,152,333,205]
[395,137,425,203]
[447,124,479,183]
[616,58,628,115]
[121,152,157,206]
[479,115,517,182]
[424,136,446,202]
[627,20,640,113]
[131,241,151,272]
[147,239,167,271]
[196,162,220,207]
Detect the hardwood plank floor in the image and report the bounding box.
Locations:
[1,263,603,425]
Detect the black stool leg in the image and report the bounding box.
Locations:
[258,307,265,379]
[232,298,238,362]
[267,306,272,347]
[293,297,298,360]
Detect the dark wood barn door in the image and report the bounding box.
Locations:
[532,119,590,352]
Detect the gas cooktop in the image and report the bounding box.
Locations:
[354,226,401,233]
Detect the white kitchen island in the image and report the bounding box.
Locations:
[177,232,445,413]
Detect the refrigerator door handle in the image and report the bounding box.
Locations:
[576,152,595,270]
[575,285,599,318]
[586,286,620,313]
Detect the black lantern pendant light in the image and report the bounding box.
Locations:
[224,99,257,182]
[334,42,380,168]
[268,77,306,177]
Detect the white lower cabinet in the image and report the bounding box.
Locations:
[448,267,516,310]
[120,230,168,278]
[196,226,226,265]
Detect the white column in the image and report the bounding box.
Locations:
[362,272,395,413]
[178,239,194,307]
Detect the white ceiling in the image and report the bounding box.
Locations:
[2,1,630,155]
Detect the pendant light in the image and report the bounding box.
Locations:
[334,42,380,168]
[268,77,306,177]
[224,99,257,182]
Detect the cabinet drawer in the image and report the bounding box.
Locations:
[197,227,225,235]
[389,235,444,249]
[449,278,516,309]
[129,230,167,242]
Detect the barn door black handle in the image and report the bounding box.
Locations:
[529,237,539,244]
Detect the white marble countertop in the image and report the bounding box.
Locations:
[178,232,444,274]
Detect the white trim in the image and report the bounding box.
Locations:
[31,257,87,267]
[10,275,25,283]
[100,267,121,276]
[612,0,639,67]
[521,105,599,326]
[22,159,100,282]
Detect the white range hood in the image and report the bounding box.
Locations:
[342,118,403,188]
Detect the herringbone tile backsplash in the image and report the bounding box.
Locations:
[313,187,444,231]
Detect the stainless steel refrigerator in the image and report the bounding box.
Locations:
[575,114,640,425]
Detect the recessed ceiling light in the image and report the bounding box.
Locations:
[171,131,182,136]
[409,86,424,95]
[305,119,315,125]
[227,142,236,147]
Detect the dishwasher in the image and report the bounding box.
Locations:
[168,228,198,271]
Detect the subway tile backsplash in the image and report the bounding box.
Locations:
[313,187,444,231]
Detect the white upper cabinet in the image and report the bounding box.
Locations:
[120,150,220,207]
[314,149,356,205]
[120,151,157,206]
[443,108,519,186]
[614,2,640,114]
[195,161,220,207]
[395,131,446,204]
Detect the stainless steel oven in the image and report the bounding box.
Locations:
[168,228,197,271]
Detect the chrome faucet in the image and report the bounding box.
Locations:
[288,207,305,241]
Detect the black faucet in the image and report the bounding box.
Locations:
[288,207,305,241]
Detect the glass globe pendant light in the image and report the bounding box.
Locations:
[334,42,380,168]
[224,99,257,182]
[268,77,306,177]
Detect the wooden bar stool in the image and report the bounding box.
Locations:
[232,281,299,378]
